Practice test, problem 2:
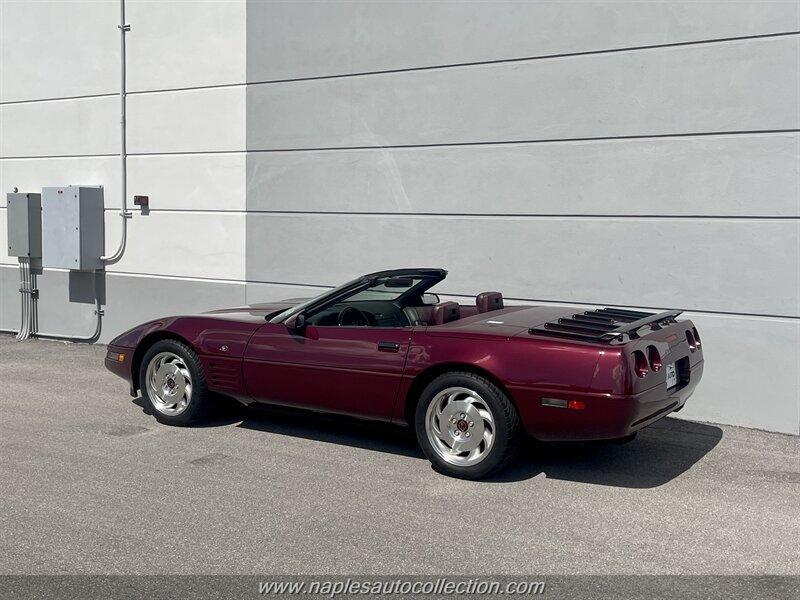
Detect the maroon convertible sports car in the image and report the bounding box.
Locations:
[106,268,704,479]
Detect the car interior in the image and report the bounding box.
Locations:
[305,287,505,329]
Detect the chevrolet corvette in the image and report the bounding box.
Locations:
[105,268,704,479]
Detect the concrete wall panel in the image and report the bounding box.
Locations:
[0,154,246,213]
[127,0,246,92]
[128,87,245,154]
[245,281,327,306]
[0,0,118,102]
[0,209,8,265]
[0,157,121,209]
[32,270,103,340]
[246,133,800,216]
[246,214,799,317]
[247,37,799,151]
[247,1,799,81]
[105,211,245,281]
[676,312,800,435]
[0,265,17,330]
[0,97,118,158]
[128,154,246,212]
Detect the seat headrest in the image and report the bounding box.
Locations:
[476,292,504,313]
[431,301,460,325]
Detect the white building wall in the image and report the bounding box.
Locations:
[1,0,798,435]
[0,0,248,338]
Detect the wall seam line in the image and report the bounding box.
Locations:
[1,29,798,105]
[4,208,798,220]
[213,210,800,220]
[2,129,798,160]
[244,30,800,88]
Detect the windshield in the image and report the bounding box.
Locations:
[268,276,362,323]
[268,274,437,323]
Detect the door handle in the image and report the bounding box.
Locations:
[377,341,401,352]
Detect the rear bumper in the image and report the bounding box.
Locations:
[514,360,703,441]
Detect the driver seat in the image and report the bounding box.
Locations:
[403,305,434,326]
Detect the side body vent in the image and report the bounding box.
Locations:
[206,359,244,394]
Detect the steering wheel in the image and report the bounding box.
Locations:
[337,306,370,327]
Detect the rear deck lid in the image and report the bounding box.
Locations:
[427,306,588,338]
[527,307,683,344]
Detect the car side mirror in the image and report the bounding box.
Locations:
[285,312,307,333]
[422,293,440,305]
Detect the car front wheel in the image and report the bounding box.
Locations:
[139,339,211,426]
[415,372,521,480]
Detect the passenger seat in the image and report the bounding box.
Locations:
[476,292,504,313]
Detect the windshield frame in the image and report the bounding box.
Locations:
[268,275,366,323]
[268,269,446,324]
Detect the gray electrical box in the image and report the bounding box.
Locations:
[6,192,42,258]
[42,186,105,271]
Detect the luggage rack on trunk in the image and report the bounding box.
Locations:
[528,308,683,343]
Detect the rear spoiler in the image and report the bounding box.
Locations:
[528,308,683,343]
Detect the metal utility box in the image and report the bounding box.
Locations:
[6,192,42,258]
[42,186,105,271]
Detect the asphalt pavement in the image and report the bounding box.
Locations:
[0,334,798,580]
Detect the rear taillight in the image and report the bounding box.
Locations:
[692,327,701,349]
[633,350,649,377]
[647,345,662,371]
[686,329,697,351]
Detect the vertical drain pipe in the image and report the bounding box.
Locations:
[102,0,132,265]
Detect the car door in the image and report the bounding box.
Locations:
[242,321,413,420]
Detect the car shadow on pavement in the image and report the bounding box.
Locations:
[133,397,722,488]
[131,396,247,428]
[492,417,724,487]
[236,403,425,459]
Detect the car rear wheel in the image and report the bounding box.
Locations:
[415,372,521,480]
[139,339,211,426]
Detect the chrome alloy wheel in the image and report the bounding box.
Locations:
[425,386,496,466]
[145,351,193,416]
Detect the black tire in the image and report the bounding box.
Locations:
[139,339,212,426]
[414,371,521,480]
